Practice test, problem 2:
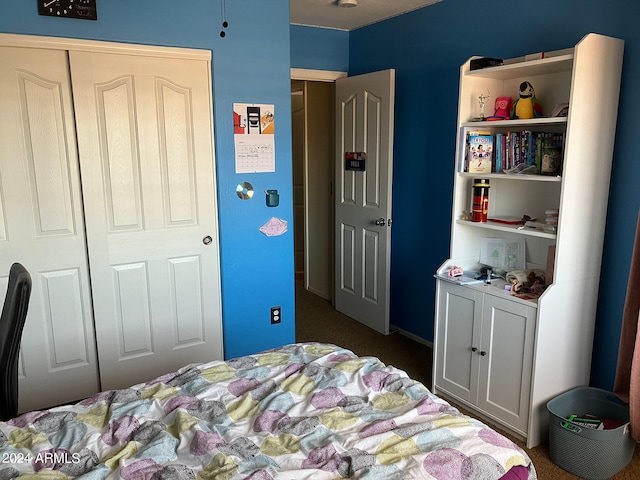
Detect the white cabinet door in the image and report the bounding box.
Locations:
[70,51,223,390]
[435,281,536,435]
[478,294,536,434]
[0,46,100,411]
[434,281,483,404]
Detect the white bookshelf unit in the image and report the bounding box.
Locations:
[432,33,624,448]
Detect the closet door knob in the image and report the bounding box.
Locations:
[471,347,478,352]
[480,351,487,356]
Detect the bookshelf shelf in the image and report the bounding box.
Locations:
[465,54,574,80]
[461,117,568,129]
[455,219,557,239]
[457,172,561,182]
[433,34,624,450]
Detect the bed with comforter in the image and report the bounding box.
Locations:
[0,342,535,479]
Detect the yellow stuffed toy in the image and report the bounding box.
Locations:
[511,81,543,119]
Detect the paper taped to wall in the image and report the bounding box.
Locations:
[259,217,287,237]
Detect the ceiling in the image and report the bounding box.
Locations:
[290,0,443,31]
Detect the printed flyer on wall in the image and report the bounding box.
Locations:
[233,103,275,173]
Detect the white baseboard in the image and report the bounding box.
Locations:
[391,325,433,348]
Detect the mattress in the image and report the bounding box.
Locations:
[0,342,535,479]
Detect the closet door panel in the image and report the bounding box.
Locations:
[97,76,143,230]
[158,79,198,225]
[70,51,223,390]
[41,269,92,367]
[169,255,205,347]
[112,262,153,358]
[21,72,76,236]
[0,46,100,412]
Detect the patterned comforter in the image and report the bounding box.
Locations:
[0,343,536,479]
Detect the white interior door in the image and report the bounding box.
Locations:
[0,46,100,411]
[70,51,223,390]
[334,69,395,334]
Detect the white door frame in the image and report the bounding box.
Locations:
[0,34,213,60]
[291,68,395,337]
[291,69,347,83]
[290,68,346,301]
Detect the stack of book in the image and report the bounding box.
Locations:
[495,131,565,174]
[461,127,566,175]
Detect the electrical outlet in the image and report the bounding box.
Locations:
[270,306,281,324]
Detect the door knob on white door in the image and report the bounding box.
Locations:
[375,218,386,226]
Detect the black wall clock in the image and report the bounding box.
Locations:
[38,0,97,20]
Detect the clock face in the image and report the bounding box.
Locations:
[38,0,97,20]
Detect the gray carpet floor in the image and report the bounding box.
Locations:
[295,285,640,479]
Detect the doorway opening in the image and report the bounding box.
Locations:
[291,79,335,301]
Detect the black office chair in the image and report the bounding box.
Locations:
[0,263,32,421]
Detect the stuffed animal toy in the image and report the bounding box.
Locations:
[527,270,546,294]
[511,81,543,119]
[506,269,546,293]
[487,96,512,121]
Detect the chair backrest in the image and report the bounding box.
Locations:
[0,263,32,421]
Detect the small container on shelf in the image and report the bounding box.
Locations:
[542,208,559,233]
[545,208,559,225]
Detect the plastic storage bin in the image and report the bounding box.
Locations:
[547,387,635,479]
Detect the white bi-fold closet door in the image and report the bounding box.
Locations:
[0,36,223,412]
[0,45,99,412]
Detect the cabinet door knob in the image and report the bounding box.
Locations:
[471,347,478,352]
[480,351,487,356]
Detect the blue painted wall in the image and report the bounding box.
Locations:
[341,0,637,390]
[4,0,634,391]
[290,24,349,72]
[0,0,296,360]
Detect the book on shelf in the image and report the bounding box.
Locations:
[512,131,520,168]
[500,130,565,174]
[488,215,522,225]
[521,130,533,166]
[460,127,492,172]
[546,245,556,285]
[467,132,493,174]
[495,133,504,173]
[461,126,566,175]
